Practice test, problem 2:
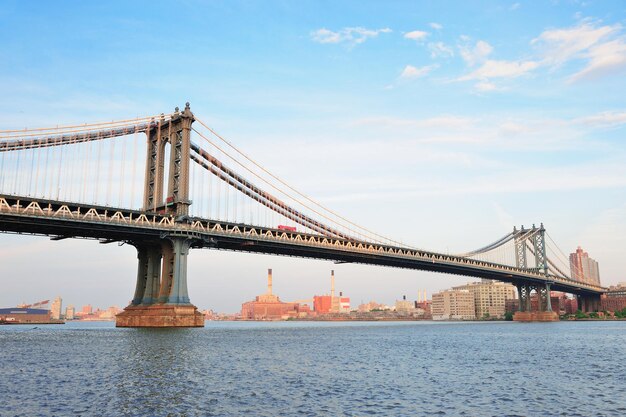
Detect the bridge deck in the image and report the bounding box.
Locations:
[0,194,605,296]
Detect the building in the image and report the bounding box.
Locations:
[431,289,476,320]
[241,269,309,320]
[601,283,626,312]
[357,301,389,312]
[569,246,601,285]
[395,296,414,313]
[452,280,516,319]
[81,304,93,315]
[51,297,62,320]
[65,305,75,320]
[0,308,62,324]
[313,270,350,314]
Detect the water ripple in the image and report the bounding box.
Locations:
[0,321,625,416]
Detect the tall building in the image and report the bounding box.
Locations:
[65,305,75,320]
[453,280,517,319]
[51,297,62,320]
[569,246,601,285]
[431,289,475,320]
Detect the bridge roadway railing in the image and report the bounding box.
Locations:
[0,194,605,295]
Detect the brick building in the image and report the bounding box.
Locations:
[241,269,311,320]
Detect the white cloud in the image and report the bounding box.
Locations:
[430,23,443,30]
[404,30,429,41]
[474,81,499,92]
[428,42,454,58]
[458,59,539,80]
[510,2,521,11]
[459,40,494,66]
[569,38,626,82]
[533,22,626,81]
[353,115,476,129]
[399,64,438,79]
[533,22,619,66]
[575,111,626,128]
[311,27,392,45]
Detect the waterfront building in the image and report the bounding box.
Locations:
[601,283,626,312]
[51,297,62,320]
[569,247,601,285]
[81,304,93,315]
[431,289,476,320]
[452,280,516,319]
[0,308,62,324]
[241,269,309,320]
[313,295,332,314]
[395,296,414,312]
[99,306,122,320]
[65,305,75,320]
[357,301,388,312]
[313,270,350,314]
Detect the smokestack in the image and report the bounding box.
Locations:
[403,295,406,301]
[267,268,273,295]
[423,289,427,302]
[340,291,343,297]
[331,270,335,299]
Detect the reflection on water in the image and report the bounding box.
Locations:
[1,321,625,416]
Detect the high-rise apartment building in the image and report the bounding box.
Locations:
[431,289,475,320]
[569,247,601,285]
[453,280,517,319]
[51,297,62,320]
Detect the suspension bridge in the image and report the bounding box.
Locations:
[0,104,605,326]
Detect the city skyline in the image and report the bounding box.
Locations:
[1,1,625,312]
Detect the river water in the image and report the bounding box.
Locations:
[1,320,625,417]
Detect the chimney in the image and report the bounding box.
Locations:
[403,295,406,301]
[340,291,343,297]
[331,270,335,299]
[267,268,273,295]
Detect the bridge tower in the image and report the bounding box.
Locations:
[116,103,204,327]
[513,224,559,322]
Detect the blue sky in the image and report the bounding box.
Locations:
[1,1,625,312]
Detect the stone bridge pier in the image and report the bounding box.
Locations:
[513,282,559,322]
[116,234,204,327]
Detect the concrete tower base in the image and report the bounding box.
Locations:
[116,304,205,328]
[513,311,559,322]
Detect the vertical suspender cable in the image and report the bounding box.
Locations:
[119,135,126,207]
[131,130,138,208]
[106,137,115,205]
[43,137,51,198]
[56,141,64,201]
[94,134,103,203]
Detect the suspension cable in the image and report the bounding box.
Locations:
[193,118,416,247]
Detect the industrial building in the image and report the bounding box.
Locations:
[0,308,63,324]
[241,269,311,320]
[312,270,350,314]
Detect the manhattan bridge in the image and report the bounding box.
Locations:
[0,104,605,326]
